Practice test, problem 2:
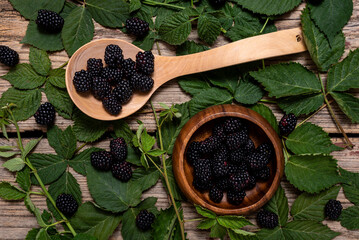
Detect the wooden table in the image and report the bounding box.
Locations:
[1,1,359,239]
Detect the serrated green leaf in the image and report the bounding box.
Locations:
[2,158,25,172]
[0,88,41,121]
[21,21,64,51]
[1,63,46,90]
[301,7,345,72]
[26,228,40,240]
[235,75,264,104]
[330,92,359,123]
[159,12,191,45]
[47,68,66,89]
[277,94,324,116]
[250,104,279,135]
[69,147,102,175]
[9,0,65,20]
[0,146,14,151]
[210,222,227,239]
[257,227,284,240]
[176,41,209,56]
[233,0,301,15]
[125,146,141,166]
[177,75,211,96]
[22,137,42,159]
[162,158,184,201]
[132,31,156,51]
[230,229,256,236]
[286,123,342,155]
[24,194,35,213]
[0,151,18,158]
[132,167,160,191]
[264,186,288,226]
[291,186,340,221]
[141,129,156,152]
[62,6,94,56]
[16,167,31,192]
[197,13,221,45]
[29,47,51,76]
[340,206,359,230]
[285,155,341,193]
[47,126,77,159]
[36,228,51,240]
[217,216,253,230]
[73,233,97,240]
[113,120,134,144]
[129,0,141,13]
[0,182,26,200]
[250,63,321,98]
[195,205,216,218]
[283,220,340,239]
[197,219,217,230]
[147,149,166,156]
[340,168,359,205]
[204,66,239,94]
[308,0,352,44]
[153,206,179,240]
[86,0,129,28]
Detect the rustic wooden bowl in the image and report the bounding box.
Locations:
[172,104,284,215]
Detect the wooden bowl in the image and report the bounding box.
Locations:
[172,104,284,215]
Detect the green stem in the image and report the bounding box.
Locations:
[142,0,185,10]
[46,220,65,229]
[150,102,185,240]
[259,18,269,34]
[58,60,69,69]
[189,16,199,22]
[282,139,290,162]
[74,142,87,155]
[9,111,24,152]
[183,218,204,223]
[221,27,227,34]
[262,59,265,69]
[259,99,276,104]
[156,41,162,56]
[296,102,328,128]
[29,191,45,196]
[146,154,164,175]
[190,0,194,8]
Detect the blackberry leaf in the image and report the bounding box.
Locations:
[330,92,359,124]
[132,167,161,192]
[233,0,301,16]
[251,104,279,135]
[217,215,253,229]
[159,12,192,45]
[235,74,264,104]
[0,182,26,200]
[340,206,359,230]
[132,31,156,51]
[153,206,180,239]
[16,167,31,192]
[69,147,103,176]
[44,83,74,119]
[47,68,66,88]
[129,0,141,13]
[176,41,209,56]
[195,205,216,219]
[204,66,239,94]
[264,186,288,227]
[29,47,51,76]
[198,13,221,45]
[340,168,359,205]
[283,220,340,239]
[8,0,65,20]
[277,93,324,116]
[47,126,77,159]
[178,75,211,96]
[29,154,67,185]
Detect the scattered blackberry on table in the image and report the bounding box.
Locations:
[209,186,223,203]
[101,67,123,85]
[200,136,220,154]
[279,113,297,136]
[36,9,64,33]
[186,141,201,165]
[223,117,242,134]
[104,44,124,68]
[122,58,136,79]
[136,51,155,75]
[253,167,270,181]
[246,175,256,190]
[131,73,154,92]
[136,210,155,231]
[91,151,113,171]
[102,94,122,115]
[56,194,78,217]
[230,148,246,164]
[34,102,55,126]
[87,58,103,77]
[92,77,111,100]
[110,137,127,161]
[112,161,132,182]
[213,123,226,142]
[229,170,250,191]
[126,17,150,37]
[227,189,246,205]
[247,152,269,170]
[113,81,133,104]
[215,178,230,191]
[325,199,343,220]
[226,131,248,150]
[257,143,274,158]
[73,70,91,93]
[242,138,255,153]
[0,45,19,67]
[257,210,278,229]
[209,0,226,8]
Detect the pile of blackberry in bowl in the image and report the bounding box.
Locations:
[72,44,154,115]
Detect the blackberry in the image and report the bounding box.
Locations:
[226,130,248,150]
[34,102,55,126]
[229,170,250,191]
[104,44,124,68]
[130,73,154,92]
[230,148,246,164]
[253,167,270,181]
[112,161,132,182]
[193,158,211,170]
[211,156,228,177]
[87,58,103,77]
[113,81,133,104]
[91,151,113,171]
[257,210,279,229]
[279,113,297,136]
[122,58,136,79]
[136,210,155,231]
[0,45,19,67]
[227,163,239,176]
[110,137,128,161]
[223,117,242,134]
[186,141,201,165]
[56,194,78,217]
[246,152,269,171]
[227,189,246,205]
[101,67,123,85]
[200,136,220,155]
[92,77,111,100]
[242,138,255,153]
[213,123,226,142]
[102,94,122,115]
[257,143,274,159]
[36,9,64,33]
[209,0,226,8]
[73,70,91,93]
[193,178,212,192]
[193,159,212,191]
[215,177,230,191]
[325,199,342,220]
[209,186,223,203]
[246,175,256,190]
[136,51,155,75]
[126,17,150,37]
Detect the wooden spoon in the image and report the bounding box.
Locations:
[66,27,306,120]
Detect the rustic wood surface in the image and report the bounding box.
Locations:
[1,0,359,239]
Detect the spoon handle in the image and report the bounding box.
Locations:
[155,28,306,83]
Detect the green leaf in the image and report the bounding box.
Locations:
[159,12,191,45]
[47,68,66,89]
[217,215,253,229]
[22,137,42,159]
[71,202,121,240]
[286,123,342,155]
[197,13,221,45]
[229,229,256,237]
[233,0,301,15]
[1,63,46,90]
[176,41,209,56]
[283,220,340,239]
[29,153,67,185]
[330,92,359,123]
[235,75,264,104]
[48,171,82,204]
[16,167,31,191]
[147,149,166,157]
[257,227,284,240]
[264,186,288,226]
[195,205,216,218]
[0,151,18,158]
[45,82,73,118]
[162,158,184,201]
[197,219,217,230]
[189,88,233,116]
[132,31,156,51]
[26,228,40,240]
[250,104,279,135]
[73,108,110,142]
[204,66,240,94]
[86,0,129,28]
[285,155,341,193]
[210,222,227,239]
[178,75,211,96]
[126,146,142,166]
[2,158,25,172]
[29,47,51,76]
[86,164,142,212]
[0,88,41,121]
[73,233,97,240]
[277,94,324,116]
[153,206,179,240]
[340,206,359,230]
[9,0,65,20]
[340,168,359,205]
[308,0,353,44]
[132,167,161,191]
[36,228,51,240]
[250,63,321,98]
[291,186,340,221]
[21,21,64,52]
[62,6,94,56]
[47,126,77,159]
[0,182,26,200]
[113,120,134,144]
[130,0,141,13]
[69,147,102,175]
[301,7,345,72]
[141,129,156,152]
